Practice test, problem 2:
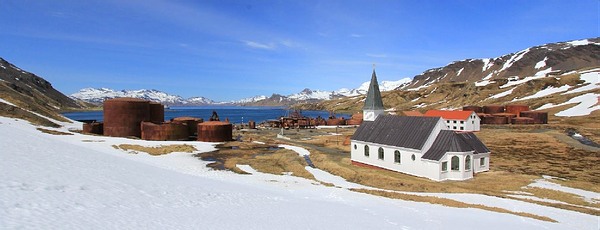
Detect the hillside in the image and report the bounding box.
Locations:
[300,38,600,119]
[0,58,86,126]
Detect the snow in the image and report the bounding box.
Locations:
[279,144,310,156]
[563,70,600,94]
[490,87,516,99]
[554,93,600,116]
[500,68,553,89]
[499,48,530,73]
[475,80,493,87]
[567,39,591,46]
[0,98,17,107]
[527,177,600,204]
[456,67,464,76]
[514,85,570,101]
[481,58,493,72]
[0,63,6,69]
[1,116,598,229]
[535,57,548,69]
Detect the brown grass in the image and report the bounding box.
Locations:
[36,128,73,135]
[114,144,197,156]
[352,188,556,223]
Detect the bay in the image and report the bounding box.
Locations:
[62,106,350,124]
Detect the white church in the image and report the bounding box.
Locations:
[350,69,490,181]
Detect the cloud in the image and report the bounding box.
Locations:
[350,33,364,38]
[243,40,276,50]
[366,53,388,58]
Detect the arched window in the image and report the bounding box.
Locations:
[353,144,357,150]
[394,150,401,163]
[451,156,459,171]
[465,155,471,170]
[364,145,369,157]
[411,154,416,161]
[378,147,384,160]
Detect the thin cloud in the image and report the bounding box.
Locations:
[350,33,363,38]
[243,40,276,50]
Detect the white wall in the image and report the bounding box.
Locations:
[473,153,490,173]
[438,152,474,181]
[442,112,480,132]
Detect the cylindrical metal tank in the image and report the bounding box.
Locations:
[172,117,203,136]
[485,116,508,124]
[462,106,483,113]
[197,121,233,142]
[346,119,363,125]
[83,122,103,135]
[483,105,505,114]
[492,113,517,120]
[248,120,256,129]
[327,118,346,126]
[520,111,548,124]
[505,104,530,117]
[149,102,165,123]
[103,98,150,137]
[511,117,535,125]
[141,122,189,141]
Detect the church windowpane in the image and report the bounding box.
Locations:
[411,154,416,161]
[354,144,357,150]
[442,161,448,171]
[480,157,485,166]
[394,150,401,163]
[364,145,369,157]
[378,147,384,160]
[451,156,459,171]
[465,155,471,170]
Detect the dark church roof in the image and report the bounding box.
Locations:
[422,130,490,160]
[363,69,384,111]
[351,115,441,150]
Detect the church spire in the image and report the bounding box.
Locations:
[362,67,385,121]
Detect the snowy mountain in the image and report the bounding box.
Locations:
[231,95,268,104]
[71,88,210,105]
[335,78,412,97]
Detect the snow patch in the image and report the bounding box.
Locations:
[513,85,570,101]
[499,48,530,73]
[527,177,600,204]
[456,68,464,76]
[481,58,493,72]
[534,57,548,69]
[500,68,553,89]
[490,87,516,99]
[0,98,17,107]
[554,93,600,116]
[563,71,600,94]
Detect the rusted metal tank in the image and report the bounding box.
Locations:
[197,121,233,142]
[172,117,203,136]
[141,122,189,141]
[511,117,535,125]
[462,106,483,113]
[505,104,529,117]
[483,105,505,114]
[327,118,346,126]
[476,113,491,119]
[149,102,165,123]
[248,120,256,129]
[484,116,508,124]
[103,98,150,137]
[83,122,103,135]
[520,111,548,124]
[492,113,517,120]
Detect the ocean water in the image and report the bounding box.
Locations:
[62,106,350,124]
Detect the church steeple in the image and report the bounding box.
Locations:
[362,67,385,121]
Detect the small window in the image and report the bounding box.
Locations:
[451,156,459,171]
[411,154,416,161]
[465,155,471,170]
[442,161,448,171]
[353,144,357,150]
[364,145,370,157]
[472,121,474,124]
[460,127,464,130]
[453,120,457,124]
[446,120,450,123]
[453,126,457,130]
[460,121,464,124]
[378,147,384,160]
[394,150,401,163]
[480,157,485,166]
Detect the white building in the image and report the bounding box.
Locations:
[424,110,481,132]
[350,70,490,181]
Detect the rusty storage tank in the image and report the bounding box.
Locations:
[103,98,150,137]
[172,117,203,136]
[327,118,346,126]
[505,104,529,117]
[511,117,535,125]
[485,116,508,124]
[149,102,165,123]
[197,121,233,142]
[248,120,256,129]
[483,105,505,114]
[520,111,548,124]
[492,113,517,120]
[141,122,189,141]
[83,122,103,135]
[462,106,483,113]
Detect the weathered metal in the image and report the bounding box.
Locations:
[326,118,346,126]
[141,121,189,141]
[172,117,203,136]
[511,117,535,124]
[483,105,504,114]
[197,121,233,142]
[492,113,517,120]
[83,122,103,135]
[149,102,165,123]
[248,120,256,129]
[505,104,529,117]
[103,98,150,137]
[462,106,483,113]
[520,111,548,124]
[483,116,508,124]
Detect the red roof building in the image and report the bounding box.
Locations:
[424,110,480,132]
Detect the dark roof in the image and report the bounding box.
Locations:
[422,130,490,161]
[351,115,441,150]
[363,69,384,111]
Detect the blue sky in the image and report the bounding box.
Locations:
[1,0,598,101]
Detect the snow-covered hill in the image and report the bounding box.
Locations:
[1,116,597,229]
